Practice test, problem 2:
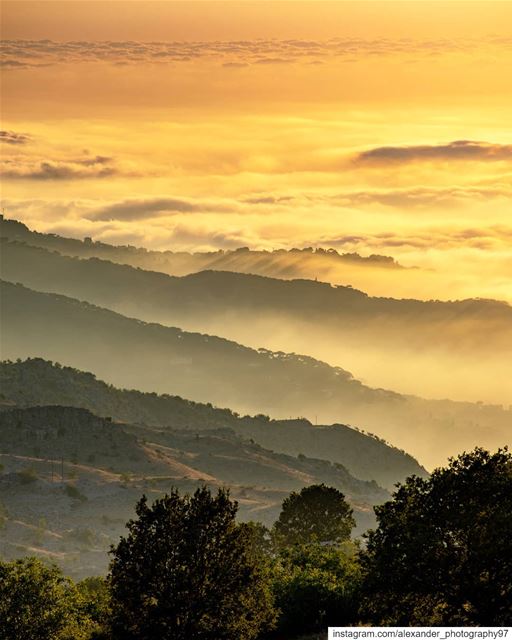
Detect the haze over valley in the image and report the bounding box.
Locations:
[2,219,512,406]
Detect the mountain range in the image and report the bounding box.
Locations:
[2,222,511,407]
[1,280,510,469]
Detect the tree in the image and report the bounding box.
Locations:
[270,541,361,636]
[273,484,355,547]
[239,521,273,561]
[76,577,111,640]
[0,557,94,640]
[108,487,276,640]
[360,448,512,625]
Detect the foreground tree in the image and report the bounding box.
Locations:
[273,484,355,547]
[360,448,512,625]
[0,557,94,640]
[108,487,276,640]
[76,577,111,639]
[270,541,361,636]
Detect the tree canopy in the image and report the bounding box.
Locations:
[273,484,355,547]
[0,557,95,640]
[108,486,276,640]
[271,541,361,636]
[360,447,512,625]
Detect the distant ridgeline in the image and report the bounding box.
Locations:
[0,358,425,489]
[1,279,510,471]
[2,233,511,342]
[0,215,401,277]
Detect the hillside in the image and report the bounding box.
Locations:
[2,237,511,405]
[0,359,424,489]
[0,214,403,279]
[1,282,510,469]
[0,405,388,578]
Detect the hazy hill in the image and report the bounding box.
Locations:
[2,237,511,405]
[1,282,510,469]
[0,405,388,504]
[0,214,402,279]
[0,358,424,488]
[0,404,388,578]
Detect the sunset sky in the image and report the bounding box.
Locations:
[2,1,512,302]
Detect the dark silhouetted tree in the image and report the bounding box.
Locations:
[273,484,355,547]
[239,521,273,561]
[360,448,512,625]
[108,487,276,640]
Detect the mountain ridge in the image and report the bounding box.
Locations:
[0,357,424,488]
[1,280,510,469]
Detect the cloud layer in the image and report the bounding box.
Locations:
[2,36,511,69]
[90,197,234,221]
[1,155,118,180]
[0,130,30,145]
[356,141,512,165]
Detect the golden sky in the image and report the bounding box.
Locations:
[2,1,512,302]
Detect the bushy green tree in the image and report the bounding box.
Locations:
[76,576,111,639]
[108,487,276,640]
[273,484,355,547]
[360,447,512,625]
[0,557,95,640]
[270,541,361,636]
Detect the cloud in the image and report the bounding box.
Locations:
[167,223,254,250]
[321,226,512,253]
[254,57,295,65]
[239,185,512,212]
[89,197,234,221]
[1,156,117,180]
[2,36,507,70]
[0,130,31,145]
[222,62,249,68]
[355,141,512,165]
[330,185,512,209]
[242,195,294,205]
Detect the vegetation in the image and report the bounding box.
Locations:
[270,542,361,636]
[64,484,88,502]
[0,358,426,488]
[1,449,510,637]
[0,500,9,530]
[0,558,97,640]
[108,487,276,640]
[273,484,355,547]
[360,447,512,625]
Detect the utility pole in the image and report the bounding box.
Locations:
[61,457,64,483]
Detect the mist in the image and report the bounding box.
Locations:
[2,280,510,471]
